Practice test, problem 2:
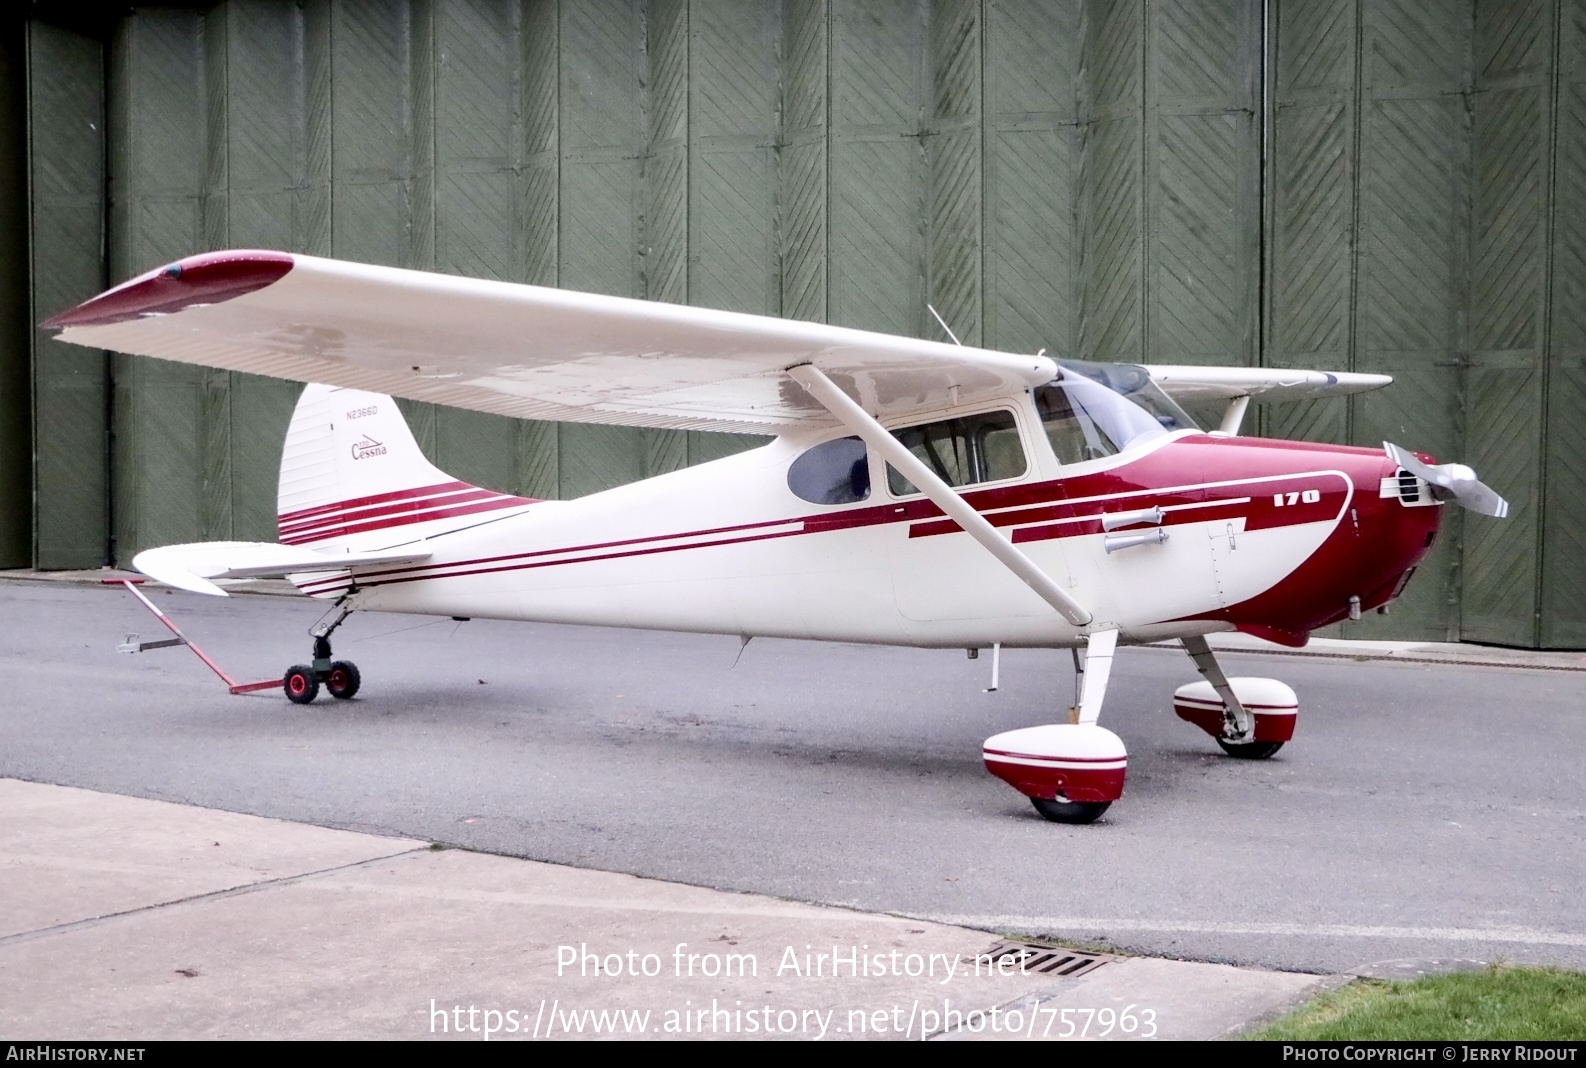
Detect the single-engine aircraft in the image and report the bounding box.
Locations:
[44,250,1510,823]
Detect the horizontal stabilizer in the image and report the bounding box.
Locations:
[132,541,433,597]
[1145,366,1391,404]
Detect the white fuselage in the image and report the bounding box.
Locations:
[296,419,1356,650]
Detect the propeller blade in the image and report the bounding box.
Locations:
[1383,442,1510,519]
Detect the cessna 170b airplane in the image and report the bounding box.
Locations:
[45,250,1510,823]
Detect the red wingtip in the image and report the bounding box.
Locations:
[41,249,295,329]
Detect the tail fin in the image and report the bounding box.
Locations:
[277,384,535,550]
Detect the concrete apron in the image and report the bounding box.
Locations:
[0,779,1332,1041]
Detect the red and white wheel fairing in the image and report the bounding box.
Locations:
[1173,677,1298,743]
[982,724,1128,804]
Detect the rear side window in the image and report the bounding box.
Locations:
[788,436,871,505]
[886,409,1026,496]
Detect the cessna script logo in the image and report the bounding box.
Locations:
[351,435,386,460]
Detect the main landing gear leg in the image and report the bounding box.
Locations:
[283,599,361,705]
[1181,635,1254,743]
[1175,636,1293,759]
[983,629,1128,825]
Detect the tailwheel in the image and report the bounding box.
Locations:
[1216,739,1284,760]
[283,665,319,705]
[326,660,361,700]
[1030,797,1111,824]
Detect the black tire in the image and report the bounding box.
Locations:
[283,665,319,705]
[326,660,361,700]
[1217,739,1284,760]
[1031,797,1111,824]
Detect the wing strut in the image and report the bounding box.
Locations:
[1218,395,1250,435]
[787,363,1092,627]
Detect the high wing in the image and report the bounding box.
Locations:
[1143,365,1391,404]
[45,250,1054,434]
[44,250,1387,432]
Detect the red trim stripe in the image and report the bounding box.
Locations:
[297,526,807,594]
[293,480,1310,593]
[912,475,1342,541]
[280,489,524,540]
[295,515,808,589]
[983,749,1124,763]
[1012,498,1256,544]
[1174,699,1296,711]
[279,480,471,526]
[281,496,535,546]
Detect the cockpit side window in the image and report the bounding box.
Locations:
[788,435,871,505]
[885,409,1026,496]
[1036,380,1119,464]
[1037,360,1198,465]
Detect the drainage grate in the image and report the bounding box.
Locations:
[979,939,1115,978]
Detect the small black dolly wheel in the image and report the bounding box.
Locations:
[283,665,319,705]
[326,660,361,700]
[1031,797,1111,824]
[1216,739,1284,760]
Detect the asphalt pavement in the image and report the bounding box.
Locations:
[2,575,1582,983]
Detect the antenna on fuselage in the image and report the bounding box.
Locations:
[927,304,962,347]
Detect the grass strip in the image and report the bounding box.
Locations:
[1246,965,1586,1041]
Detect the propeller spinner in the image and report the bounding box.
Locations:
[1383,442,1510,519]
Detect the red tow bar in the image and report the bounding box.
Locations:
[106,578,280,695]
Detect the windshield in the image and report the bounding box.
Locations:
[1035,359,1198,465]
